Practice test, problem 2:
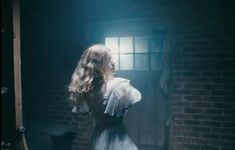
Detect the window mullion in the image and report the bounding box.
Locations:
[118,37,120,70]
[148,37,151,71]
[133,37,135,70]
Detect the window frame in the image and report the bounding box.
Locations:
[105,35,165,71]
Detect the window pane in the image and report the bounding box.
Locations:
[150,37,163,52]
[112,54,119,70]
[120,54,133,70]
[120,37,133,53]
[135,37,148,53]
[105,37,119,53]
[135,54,149,70]
[150,54,163,70]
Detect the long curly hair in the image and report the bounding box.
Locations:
[68,44,113,103]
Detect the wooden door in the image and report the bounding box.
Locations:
[114,32,170,150]
[117,72,170,150]
[95,26,171,150]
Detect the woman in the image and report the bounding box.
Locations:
[68,44,141,150]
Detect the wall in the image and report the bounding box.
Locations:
[170,3,234,150]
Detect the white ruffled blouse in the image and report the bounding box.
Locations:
[72,77,141,117]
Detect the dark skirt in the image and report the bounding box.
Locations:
[90,123,138,150]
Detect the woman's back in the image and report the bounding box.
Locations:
[84,77,141,150]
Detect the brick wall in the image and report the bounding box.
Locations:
[170,5,234,150]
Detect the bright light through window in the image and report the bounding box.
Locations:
[105,36,164,71]
[105,37,119,53]
[120,37,133,53]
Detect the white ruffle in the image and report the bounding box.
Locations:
[103,77,141,117]
[71,77,141,116]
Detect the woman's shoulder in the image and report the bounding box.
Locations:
[103,77,141,117]
[113,77,130,82]
[107,77,130,87]
[103,77,130,98]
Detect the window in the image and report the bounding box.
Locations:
[105,36,164,71]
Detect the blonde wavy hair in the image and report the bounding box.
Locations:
[68,44,113,103]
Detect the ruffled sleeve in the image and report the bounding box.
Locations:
[103,77,141,117]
